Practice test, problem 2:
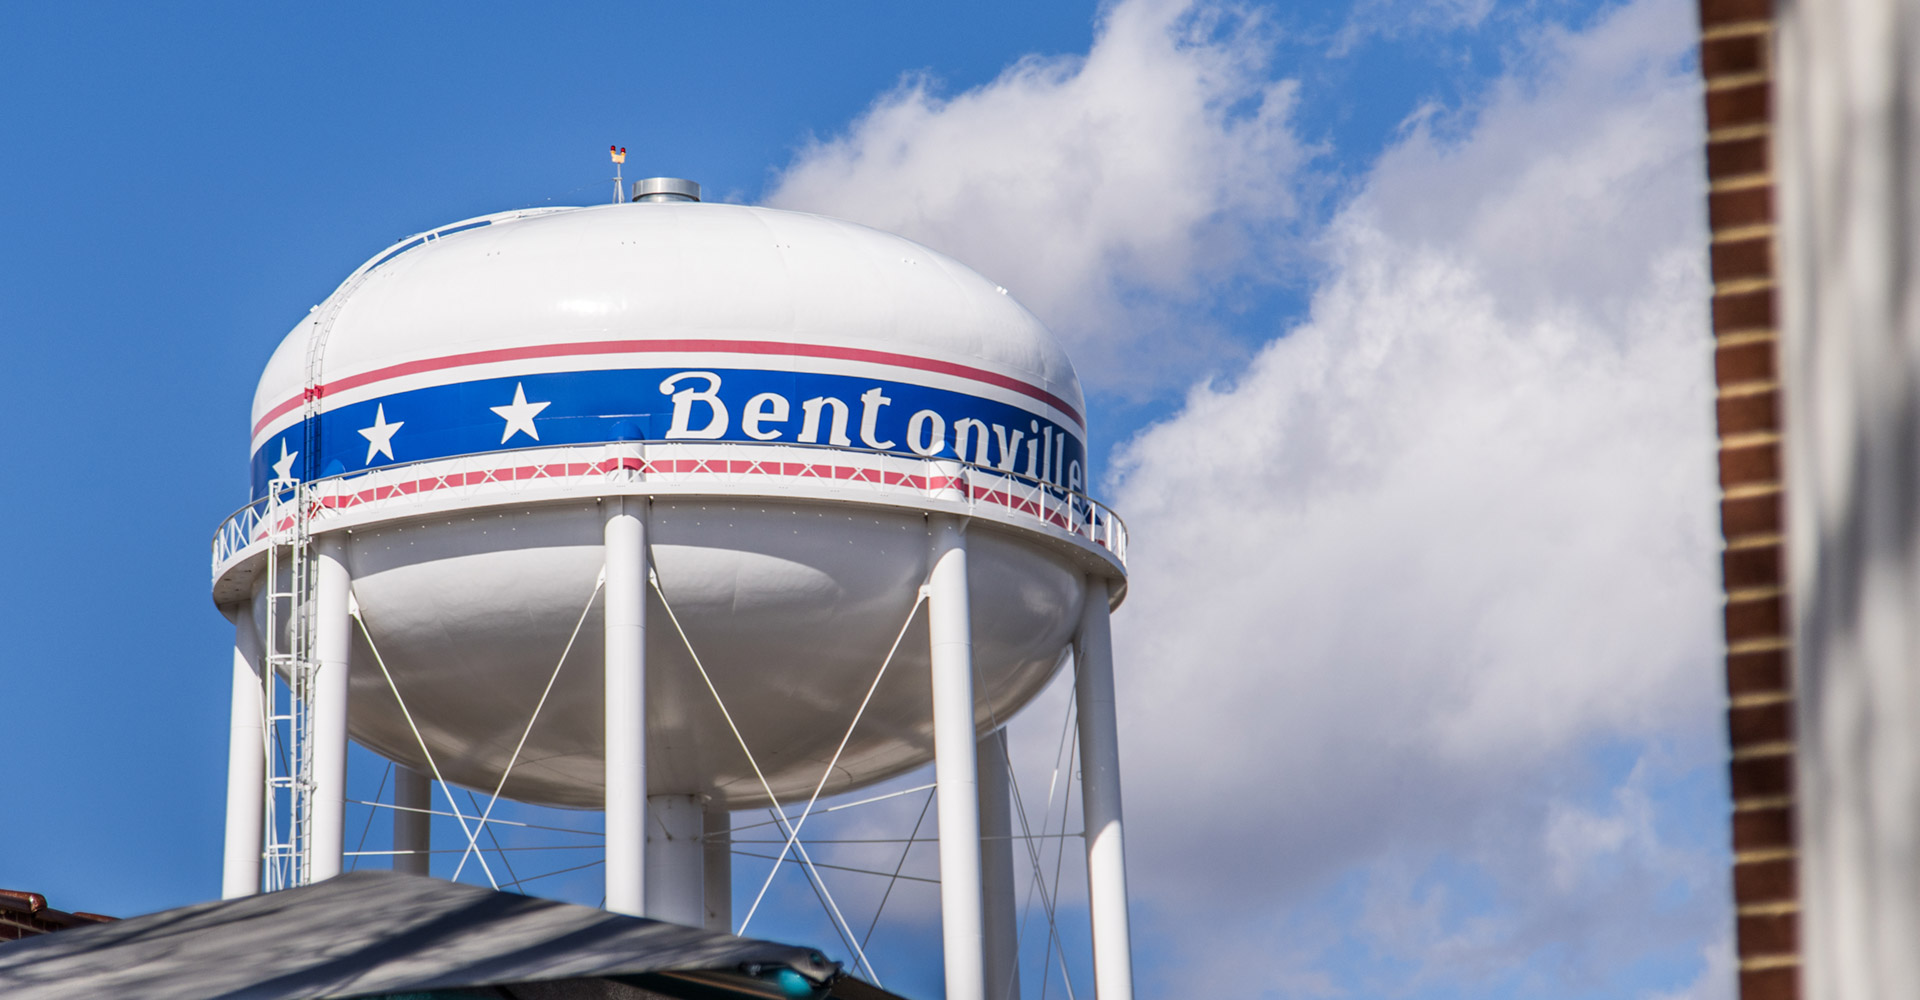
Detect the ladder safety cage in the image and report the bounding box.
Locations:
[260,477,316,890]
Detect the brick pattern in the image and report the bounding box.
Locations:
[1699,3,1798,998]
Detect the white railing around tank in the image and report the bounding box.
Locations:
[212,439,1128,580]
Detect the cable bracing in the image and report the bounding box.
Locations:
[649,569,882,986]
[351,601,498,890]
[740,591,928,932]
[451,571,605,882]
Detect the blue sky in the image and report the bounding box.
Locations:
[0,2,1726,998]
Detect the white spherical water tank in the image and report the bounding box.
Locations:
[212,181,1141,998]
[212,192,1127,810]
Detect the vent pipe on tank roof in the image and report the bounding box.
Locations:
[631,178,700,203]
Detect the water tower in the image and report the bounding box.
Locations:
[210,179,1135,1000]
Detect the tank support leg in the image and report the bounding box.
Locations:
[646,794,705,924]
[1074,575,1135,1000]
[311,533,352,882]
[979,727,1021,1000]
[222,599,264,899]
[929,514,987,1000]
[704,803,733,932]
[393,765,432,876]
[604,497,649,915]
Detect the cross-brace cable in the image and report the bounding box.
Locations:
[351,601,499,889]
[650,568,882,986]
[451,571,604,882]
[1013,681,1081,1000]
[465,788,525,887]
[726,782,937,835]
[861,784,938,953]
[979,652,1079,1000]
[347,762,393,874]
[740,591,927,931]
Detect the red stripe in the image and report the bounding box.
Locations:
[252,339,1083,437]
[251,460,1096,547]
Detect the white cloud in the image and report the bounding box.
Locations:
[1337,753,1725,994]
[1100,0,1725,991]
[1647,934,1739,1000]
[766,0,1306,391]
[763,0,1725,992]
[1330,0,1498,55]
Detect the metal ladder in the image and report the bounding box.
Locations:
[258,247,357,890]
[260,477,316,890]
[249,215,536,890]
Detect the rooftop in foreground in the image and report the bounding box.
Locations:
[0,871,898,1000]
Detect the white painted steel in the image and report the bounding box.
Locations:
[227,493,1092,811]
[929,515,986,1000]
[222,599,265,899]
[978,728,1020,1000]
[250,205,1082,441]
[212,198,1139,1000]
[703,803,732,932]
[646,794,706,926]
[310,534,353,882]
[1074,575,1134,1000]
[212,441,1128,585]
[214,195,1125,811]
[392,766,431,877]
[603,498,648,915]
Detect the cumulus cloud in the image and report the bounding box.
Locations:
[760,0,1725,993]
[1098,0,1725,991]
[766,0,1306,391]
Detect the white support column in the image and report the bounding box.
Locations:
[646,793,705,925]
[392,765,432,877]
[704,802,733,933]
[928,514,986,1000]
[221,600,264,899]
[604,497,648,916]
[1074,575,1135,1000]
[978,727,1021,1000]
[310,533,352,882]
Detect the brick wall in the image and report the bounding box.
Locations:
[1699,1,1798,998]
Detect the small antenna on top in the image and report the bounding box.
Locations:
[609,145,628,205]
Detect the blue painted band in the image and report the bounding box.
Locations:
[251,366,1088,499]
